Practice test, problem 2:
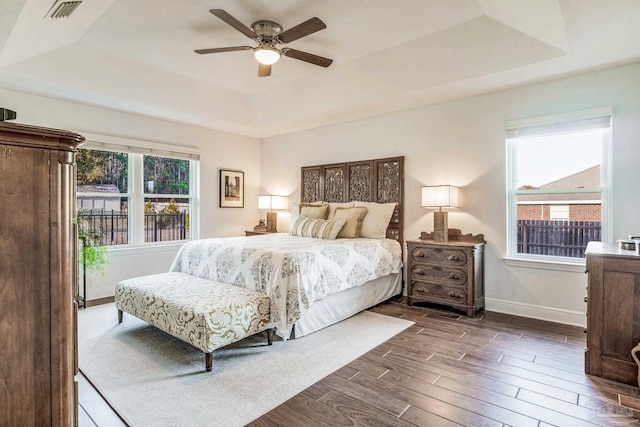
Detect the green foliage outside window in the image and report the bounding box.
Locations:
[143,155,189,195]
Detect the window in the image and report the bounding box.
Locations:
[142,155,192,243]
[77,141,199,247]
[549,205,569,221]
[506,108,611,262]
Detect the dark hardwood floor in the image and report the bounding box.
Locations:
[81,300,640,426]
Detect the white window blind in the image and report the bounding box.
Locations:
[81,132,200,161]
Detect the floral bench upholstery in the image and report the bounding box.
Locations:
[114,272,273,372]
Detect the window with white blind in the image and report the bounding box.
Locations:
[506,107,612,263]
[76,134,200,247]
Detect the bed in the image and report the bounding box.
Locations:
[171,156,405,339]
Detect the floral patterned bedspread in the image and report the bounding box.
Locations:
[169,234,402,338]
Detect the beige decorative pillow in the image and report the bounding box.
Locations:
[332,206,368,238]
[326,202,355,220]
[289,202,328,230]
[289,216,346,240]
[300,204,329,219]
[354,202,397,239]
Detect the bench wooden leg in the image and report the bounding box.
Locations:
[266,329,274,346]
[205,352,213,372]
[118,309,123,323]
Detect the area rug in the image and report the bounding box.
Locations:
[78,303,413,427]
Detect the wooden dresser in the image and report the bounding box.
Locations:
[0,121,84,426]
[406,229,485,317]
[585,241,640,385]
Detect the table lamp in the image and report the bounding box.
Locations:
[421,185,460,242]
[258,195,288,232]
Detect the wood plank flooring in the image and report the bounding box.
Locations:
[81,299,640,426]
[250,300,640,427]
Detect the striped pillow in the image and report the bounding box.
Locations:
[290,216,346,240]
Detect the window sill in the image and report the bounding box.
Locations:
[503,257,586,273]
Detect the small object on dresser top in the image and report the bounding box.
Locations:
[0,107,17,121]
[618,239,639,252]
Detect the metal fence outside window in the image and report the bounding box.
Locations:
[77,210,188,245]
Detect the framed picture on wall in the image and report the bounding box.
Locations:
[219,169,244,208]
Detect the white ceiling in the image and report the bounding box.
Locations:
[1,0,639,138]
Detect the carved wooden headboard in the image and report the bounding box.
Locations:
[301,156,404,246]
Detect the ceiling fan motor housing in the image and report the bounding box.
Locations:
[251,20,282,39]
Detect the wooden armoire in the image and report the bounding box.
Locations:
[0,121,84,426]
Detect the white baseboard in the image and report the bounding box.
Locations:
[485,297,586,327]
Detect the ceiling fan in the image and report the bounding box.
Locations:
[195,9,333,77]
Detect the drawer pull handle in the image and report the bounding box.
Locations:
[447,290,464,299]
[446,255,459,261]
[449,273,460,280]
[415,268,425,275]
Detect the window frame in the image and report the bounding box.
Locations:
[505,107,612,266]
[77,133,200,248]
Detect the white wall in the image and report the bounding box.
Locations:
[260,62,640,326]
[0,87,261,300]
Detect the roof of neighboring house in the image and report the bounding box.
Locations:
[77,184,120,194]
[518,165,601,203]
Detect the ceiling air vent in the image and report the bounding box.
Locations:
[46,0,82,19]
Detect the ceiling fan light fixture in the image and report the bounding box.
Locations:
[254,47,281,65]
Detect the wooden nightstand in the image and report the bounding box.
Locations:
[406,229,485,317]
[245,230,276,236]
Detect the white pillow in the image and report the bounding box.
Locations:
[289,216,346,240]
[354,202,397,239]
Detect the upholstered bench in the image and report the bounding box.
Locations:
[114,272,273,372]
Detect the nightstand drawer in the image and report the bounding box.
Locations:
[411,265,467,285]
[410,281,468,304]
[410,247,467,266]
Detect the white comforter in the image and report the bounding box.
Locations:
[169,234,402,338]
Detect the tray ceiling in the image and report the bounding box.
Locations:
[0,0,639,137]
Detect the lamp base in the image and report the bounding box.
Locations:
[433,211,448,242]
[266,211,278,233]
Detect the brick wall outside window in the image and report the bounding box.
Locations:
[518,204,601,221]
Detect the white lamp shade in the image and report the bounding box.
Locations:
[421,185,460,208]
[254,48,281,65]
[258,195,288,210]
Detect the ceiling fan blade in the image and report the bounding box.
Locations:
[283,48,332,68]
[258,63,272,77]
[209,9,256,39]
[278,17,326,43]
[194,46,252,54]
